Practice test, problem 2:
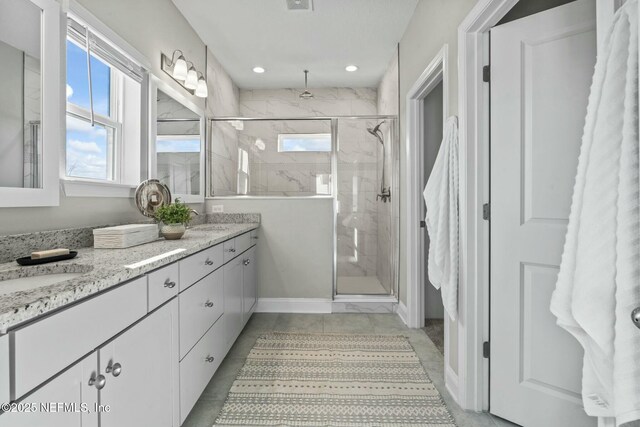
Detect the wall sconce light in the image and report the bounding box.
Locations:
[161,50,208,98]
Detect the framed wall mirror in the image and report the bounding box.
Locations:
[149,77,205,203]
[0,0,61,207]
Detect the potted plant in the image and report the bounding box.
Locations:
[155,199,192,240]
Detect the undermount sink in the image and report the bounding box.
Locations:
[0,266,93,296]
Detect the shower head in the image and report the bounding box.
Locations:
[367,121,386,144]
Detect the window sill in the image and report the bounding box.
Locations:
[62,179,136,198]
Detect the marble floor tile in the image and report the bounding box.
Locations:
[180,312,515,427]
[322,313,373,333]
[273,313,325,333]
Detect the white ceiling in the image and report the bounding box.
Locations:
[172,0,418,89]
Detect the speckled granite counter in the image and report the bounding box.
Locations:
[0,222,259,333]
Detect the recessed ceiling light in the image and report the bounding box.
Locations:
[345,65,358,72]
[253,66,265,73]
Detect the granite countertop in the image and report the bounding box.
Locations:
[0,223,259,333]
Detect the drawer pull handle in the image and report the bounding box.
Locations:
[205,356,215,363]
[205,259,214,266]
[243,259,250,266]
[106,362,122,377]
[89,374,106,390]
[228,248,236,253]
[164,279,176,288]
[205,301,214,308]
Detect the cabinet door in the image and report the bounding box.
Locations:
[99,300,179,427]
[0,353,98,427]
[223,257,243,350]
[242,246,257,324]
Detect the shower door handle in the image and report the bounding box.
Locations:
[420,221,426,228]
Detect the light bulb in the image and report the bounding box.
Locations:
[172,56,188,81]
[345,65,358,72]
[253,66,265,73]
[195,77,208,98]
[185,68,198,90]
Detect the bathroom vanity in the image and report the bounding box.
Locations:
[0,223,259,427]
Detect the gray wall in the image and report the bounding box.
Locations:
[0,0,237,235]
[397,0,477,376]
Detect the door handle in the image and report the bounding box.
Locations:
[632,307,640,330]
[88,373,106,390]
[106,361,122,377]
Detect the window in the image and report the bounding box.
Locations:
[277,133,331,152]
[65,15,146,188]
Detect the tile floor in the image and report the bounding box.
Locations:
[182,313,518,427]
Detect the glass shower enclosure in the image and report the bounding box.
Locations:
[208,116,399,298]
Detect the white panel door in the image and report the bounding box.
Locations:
[99,300,179,427]
[0,353,97,427]
[490,1,597,426]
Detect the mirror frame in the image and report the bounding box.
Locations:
[149,76,206,204]
[0,0,61,207]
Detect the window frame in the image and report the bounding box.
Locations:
[61,1,151,198]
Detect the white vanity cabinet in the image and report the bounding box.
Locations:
[0,353,98,427]
[0,227,258,427]
[99,300,179,427]
[242,246,258,324]
[223,256,244,350]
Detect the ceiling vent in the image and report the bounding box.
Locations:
[286,0,313,11]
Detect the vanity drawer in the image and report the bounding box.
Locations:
[0,334,8,405]
[179,268,223,359]
[179,317,224,424]
[223,239,237,263]
[235,232,252,255]
[147,262,179,311]
[11,276,147,400]
[179,244,223,291]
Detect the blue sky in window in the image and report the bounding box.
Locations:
[66,40,111,117]
[66,115,109,179]
[66,40,113,180]
[280,135,331,152]
[157,138,201,153]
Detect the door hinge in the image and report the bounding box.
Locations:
[483,341,490,358]
[483,203,491,221]
[420,220,426,228]
[482,65,490,83]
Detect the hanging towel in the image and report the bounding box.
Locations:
[423,116,459,321]
[550,1,639,424]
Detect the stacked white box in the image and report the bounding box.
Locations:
[93,224,160,249]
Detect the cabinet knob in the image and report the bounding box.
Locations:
[243,259,250,266]
[89,374,106,390]
[205,259,214,266]
[252,236,259,240]
[205,356,215,363]
[106,362,122,377]
[164,279,176,288]
[205,300,214,308]
[228,248,236,253]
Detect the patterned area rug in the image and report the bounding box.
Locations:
[213,332,456,427]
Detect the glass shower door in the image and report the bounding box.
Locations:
[335,117,398,296]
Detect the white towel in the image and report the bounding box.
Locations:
[550,1,640,424]
[423,116,459,321]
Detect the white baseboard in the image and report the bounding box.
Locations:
[255,298,332,313]
[445,364,460,405]
[397,301,408,325]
